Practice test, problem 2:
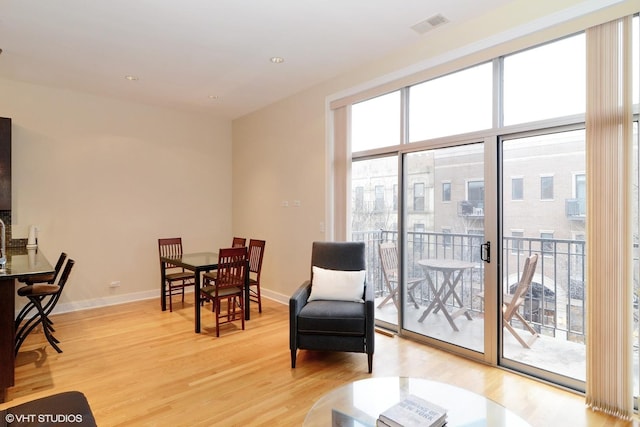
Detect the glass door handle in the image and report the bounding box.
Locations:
[481,241,490,263]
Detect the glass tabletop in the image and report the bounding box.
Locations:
[0,247,54,278]
[303,377,531,427]
[161,251,219,270]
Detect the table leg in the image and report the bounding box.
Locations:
[441,270,474,321]
[432,271,453,314]
[194,270,201,333]
[418,270,459,331]
[160,260,167,311]
[244,260,250,321]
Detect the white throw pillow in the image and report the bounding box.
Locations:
[308,266,366,303]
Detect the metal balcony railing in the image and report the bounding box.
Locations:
[565,198,586,219]
[457,200,484,217]
[352,230,587,343]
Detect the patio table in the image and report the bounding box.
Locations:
[417,258,475,331]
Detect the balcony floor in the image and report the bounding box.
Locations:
[375,298,586,382]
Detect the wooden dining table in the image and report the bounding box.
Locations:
[160,251,250,333]
[0,247,54,402]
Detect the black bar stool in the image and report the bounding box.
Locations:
[15,259,75,354]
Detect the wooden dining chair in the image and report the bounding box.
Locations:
[200,238,247,290]
[247,239,266,313]
[158,238,195,312]
[200,246,248,337]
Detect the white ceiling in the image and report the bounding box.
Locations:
[0,0,514,119]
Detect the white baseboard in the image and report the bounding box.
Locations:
[37,286,289,317]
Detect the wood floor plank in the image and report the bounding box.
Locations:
[1,296,636,426]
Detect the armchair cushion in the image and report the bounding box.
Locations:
[297,300,366,335]
[307,266,366,302]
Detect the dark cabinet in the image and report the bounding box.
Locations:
[0,117,10,211]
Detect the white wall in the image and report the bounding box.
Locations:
[0,78,233,311]
[232,0,639,302]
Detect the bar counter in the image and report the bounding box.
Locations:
[0,247,54,402]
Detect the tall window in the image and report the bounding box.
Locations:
[573,173,586,216]
[393,184,398,211]
[512,177,524,200]
[442,182,451,202]
[511,230,524,254]
[341,15,636,395]
[414,183,425,211]
[467,180,484,209]
[540,175,554,200]
[375,185,385,211]
[541,231,554,254]
[355,186,364,211]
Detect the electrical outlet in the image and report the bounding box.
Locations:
[109,281,121,288]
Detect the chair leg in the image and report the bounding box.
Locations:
[15,301,36,329]
[255,286,262,313]
[367,353,373,373]
[291,349,297,368]
[377,287,398,309]
[239,296,245,330]
[215,299,221,337]
[16,297,62,354]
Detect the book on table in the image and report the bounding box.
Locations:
[377,394,447,427]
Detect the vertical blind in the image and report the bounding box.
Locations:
[585,15,634,419]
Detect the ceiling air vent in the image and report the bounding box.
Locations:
[411,14,449,35]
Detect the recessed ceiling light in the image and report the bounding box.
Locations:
[124,75,139,81]
[270,57,284,64]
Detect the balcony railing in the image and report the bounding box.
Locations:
[353,230,587,343]
[565,198,586,219]
[457,200,484,217]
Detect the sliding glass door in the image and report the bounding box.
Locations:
[500,129,586,389]
[401,143,486,353]
[351,155,399,329]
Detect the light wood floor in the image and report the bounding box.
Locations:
[1,295,637,426]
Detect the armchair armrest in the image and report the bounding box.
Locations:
[364,282,375,356]
[290,280,311,315]
[290,280,311,356]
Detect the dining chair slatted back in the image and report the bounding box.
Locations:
[503,253,540,348]
[158,238,195,312]
[248,239,266,313]
[232,237,247,247]
[378,242,423,309]
[15,259,75,354]
[201,246,247,337]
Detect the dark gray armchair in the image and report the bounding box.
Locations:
[289,241,374,373]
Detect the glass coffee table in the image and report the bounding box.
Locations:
[304,377,531,426]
